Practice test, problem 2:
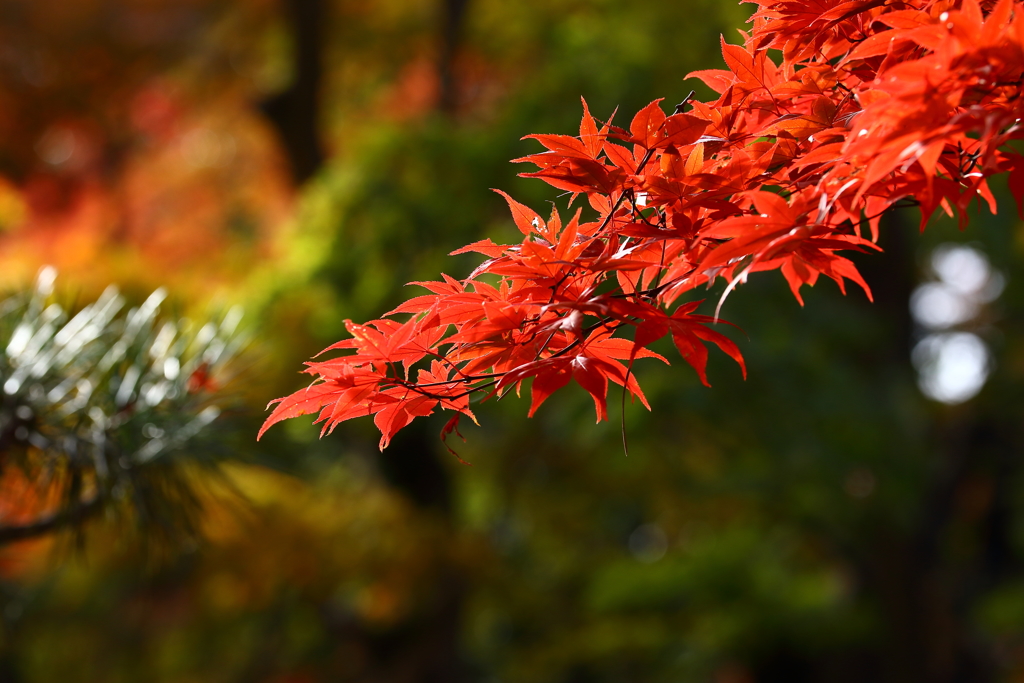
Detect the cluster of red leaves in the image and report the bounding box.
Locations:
[261,0,1024,451]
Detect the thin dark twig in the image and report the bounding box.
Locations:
[0,494,102,545]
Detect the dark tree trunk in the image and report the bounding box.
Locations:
[437,0,471,115]
[260,0,326,184]
[841,213,1007,683]
[367,421,465,682]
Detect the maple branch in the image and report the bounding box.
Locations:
[592,147,657,236]
[262,0,1024,448]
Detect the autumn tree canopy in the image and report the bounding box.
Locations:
[262,0,1024,449]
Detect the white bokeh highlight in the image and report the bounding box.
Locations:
[912,332,991,404]
[910,283,975,329]
[909,244,1002,405]
[931,244,1000,298]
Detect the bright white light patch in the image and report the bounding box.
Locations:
[931,244,994,296]
[910,243,1005,330]
[910,282,975,329]
[913,332,990,404]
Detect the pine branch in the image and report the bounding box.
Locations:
[0,269,245,552]
[0,494,101,545]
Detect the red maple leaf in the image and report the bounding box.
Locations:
[263,0,1024,452]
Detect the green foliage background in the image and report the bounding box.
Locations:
[2,1,1024,682]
